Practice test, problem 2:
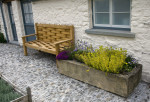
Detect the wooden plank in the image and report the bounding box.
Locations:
[70,25,74,40]
[27,87,32,102]
[37,23,71,29]
[22,37,28,56]
[35,23,39,40]
[11,95,28,102]
[25,43,56,54]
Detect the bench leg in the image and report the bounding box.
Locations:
[55,44,60,68]
[23,46,28,56]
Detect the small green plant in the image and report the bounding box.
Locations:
[121,55,138,73]
[0,32,7,43]
[0,78,22,102]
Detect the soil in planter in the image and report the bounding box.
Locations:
[0,78,22,102]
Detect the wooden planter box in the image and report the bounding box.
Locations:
[57,60,142,97]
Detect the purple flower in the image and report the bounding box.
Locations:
[128,62,132,64]
[84,42,87,45]
[73,48,78,52]
[56,51,70,60]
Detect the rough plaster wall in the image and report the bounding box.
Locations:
[32,0,89,40]
[0,9,5,36]
[131,0,150,82]
[12,1,25,45]
[2,3,14,42]
[32,0,150,83]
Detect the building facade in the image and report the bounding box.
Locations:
[0,0,150,83]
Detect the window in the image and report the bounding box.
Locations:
[22,2,34,24]
[93,0,130,29]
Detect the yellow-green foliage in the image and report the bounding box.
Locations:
[75,46,127,74]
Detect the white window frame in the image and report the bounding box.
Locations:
[93,0,131,29]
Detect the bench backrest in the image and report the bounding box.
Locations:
[35,23,74,43]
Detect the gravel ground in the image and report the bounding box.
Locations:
[0,43,150,102]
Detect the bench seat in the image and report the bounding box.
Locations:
[22,23,74,56]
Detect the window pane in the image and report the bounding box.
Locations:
[29,14,34,23]
[112,0,130,12]
[28,3,33,13]
[113,13,130,25]
[11,14,15,24]
[95,13,109,24]
[95,0,109,12]
[23,3,29,13]
[10,5,13,14]
[25,14,30,23]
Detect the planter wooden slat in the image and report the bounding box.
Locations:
[11,95,28,102]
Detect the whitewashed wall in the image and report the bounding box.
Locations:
[32,0,150,82]
[11,0,26,44]
[0,8,5,36]
[131,0,150,83]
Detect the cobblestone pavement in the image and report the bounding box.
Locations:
[0,44,150,102]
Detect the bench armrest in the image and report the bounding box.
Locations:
[22,34,37,44]
[54,39,73,45]
[22,34,37,38]
[54,39,73,55]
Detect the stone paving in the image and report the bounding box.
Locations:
[0,43,150,102]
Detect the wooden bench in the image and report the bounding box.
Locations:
[22,23,74,56]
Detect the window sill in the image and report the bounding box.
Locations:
[85,29,135,38]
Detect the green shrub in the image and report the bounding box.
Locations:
[0,33,7,43]
[74,46,127,74]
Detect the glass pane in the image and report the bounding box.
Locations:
[113,13,130,25]
[112,0,130,12]
[10,5,13,14]
[11,14,15,24]
[95,0,109,12]
[25,14,30,23]
[23,3,29,13]
[29,14,34,23]
[95,13,109,24]
[28,3,33,13]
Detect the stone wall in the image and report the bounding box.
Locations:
[32,0,150,83]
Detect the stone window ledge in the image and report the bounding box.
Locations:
[85,29,135,38]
